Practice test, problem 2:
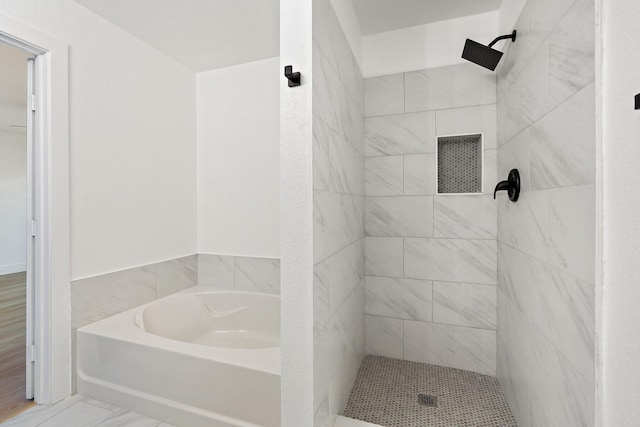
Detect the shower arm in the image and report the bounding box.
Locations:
[488,30,517,48]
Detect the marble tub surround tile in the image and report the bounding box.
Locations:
[365,315,404,359]
[365,276,432,321]
[196,254,234,288]
[364,111,435,157]
[547,0,596,107]
[435,104,497,149]
[71,265,156,330]
[364,73,404,117]
[72,253,280,332]
[403,154,436,195]
[433,282,497,329]
[365,237,403,277]
[529,83,595,190]
[434,195,496,239]
[404,63,496,112]
[235,256,281,294]
[197,254,281,294]
[365,156,403,196]
[365,196,434,237]
[403,320,496,375]
[404,238,497,285]
[155,255,197,298]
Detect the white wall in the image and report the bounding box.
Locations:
[196,57,280,258]
[601,0,640,424]
[0,0,197,280]
[0,129,26,274]
[362,11,499,77]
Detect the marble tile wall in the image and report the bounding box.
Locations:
[495,0,596,425]
[363,63,498,376]
[312,0,365,425]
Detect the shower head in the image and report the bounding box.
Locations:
[462,30,517,71]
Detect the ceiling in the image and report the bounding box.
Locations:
[74,0,279,72]
[351,0,503,35]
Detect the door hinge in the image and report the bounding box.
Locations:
[31,220,37,237]
[30,94,36,112]
[28,345,37,362]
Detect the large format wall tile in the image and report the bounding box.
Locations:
[434,195,496,239]
[403,154,436,196]
[365,156,403,196]
[548,184,596,283]
[435,104,498,149]
[197,254,235,288]
[71,266,156,329]
[365,237,403,277]
[547,0,596,107]
[497,190,549,261]
[365,315,404,359]
[404,238,497,285]
[529,83,595,190]
[365,196,434,237]
[433,282,496,329]
[329,240,365,316]
[313,0,365,421]
[364,112,435,157]
[404,64,496,112]
[404,320,496,375]
[496,0,596,425]
[364,74,404,117]
[156,255,197,298]
[365,276,432,321]
[235,257,281,294]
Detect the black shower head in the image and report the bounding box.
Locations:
[462,30,517,71]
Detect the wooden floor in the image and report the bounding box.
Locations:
[0,272,32,422]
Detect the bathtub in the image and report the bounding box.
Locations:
[76,286,280,427]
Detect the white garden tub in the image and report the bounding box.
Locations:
[76,286,280,427]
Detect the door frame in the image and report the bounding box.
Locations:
[0,14,70,405]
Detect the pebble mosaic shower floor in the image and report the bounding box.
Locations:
[342,355,517,427]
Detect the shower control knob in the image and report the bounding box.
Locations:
[493,169,520,202]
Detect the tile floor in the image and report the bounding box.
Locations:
[342,355,517,427]
[0,395,175,427]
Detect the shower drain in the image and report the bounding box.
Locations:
[418,394,438,407]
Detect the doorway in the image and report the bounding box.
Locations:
[0,40,35,421]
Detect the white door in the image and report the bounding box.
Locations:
[25,56,35,400]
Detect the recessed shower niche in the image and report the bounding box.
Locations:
[437,133,483,194]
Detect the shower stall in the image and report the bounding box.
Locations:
[281,0,596,426]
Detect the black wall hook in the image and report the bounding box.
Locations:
[494,169,520,202]
[284,65,301,87]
